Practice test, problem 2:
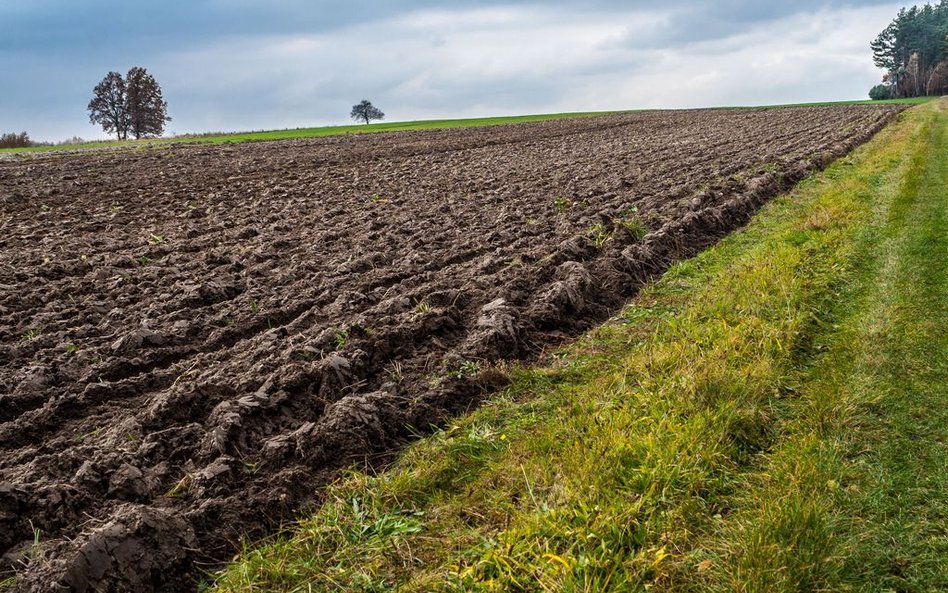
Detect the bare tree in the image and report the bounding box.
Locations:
[126,67,170,139]
[905,52,922,97]
[88,72,130,140]
[927,60,948,96]
[88,67,170,140]
[350,100,385,125]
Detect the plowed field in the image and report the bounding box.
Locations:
[0,104,904,592]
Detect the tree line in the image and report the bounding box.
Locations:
[0,132,34,149]
[870,1,948,98]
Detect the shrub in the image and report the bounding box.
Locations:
[868,84,893,101]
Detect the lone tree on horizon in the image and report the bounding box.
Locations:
[88,67,170,139]
[350,99,385,125]
[126,67,170,139]
[88,72,129,139]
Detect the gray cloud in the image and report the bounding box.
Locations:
[0,1,906,140]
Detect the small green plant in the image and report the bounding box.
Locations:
[535,254,556,267]
[65,344,80,355]
[148,233,166,245]
[588,222,613,248]
[450,360,481,379]
[137,255,151,265]
[614,215,648,241]
[26,520,42,561]
[334,329,349,348]
[165,474,194,498]
[292,349,314,361]
[413,299,432,315]
[370,193,389,204]
[249,299,259,314]
[387,361,405,383]
[109,205,123,215]
[346,497,424,542]
[20,329,38,341]
[38,204,51,214]
[553,197,571,213]
[615,205,648,241]
[75,426,103,443]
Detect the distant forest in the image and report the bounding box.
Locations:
[871,1,948,98]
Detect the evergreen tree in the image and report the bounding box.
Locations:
[870,1,948,98]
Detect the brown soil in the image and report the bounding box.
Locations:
[0,105,904,592]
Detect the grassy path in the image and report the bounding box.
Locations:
[211,99,947,592]
[825,98,947,590]
[704,101,947,592]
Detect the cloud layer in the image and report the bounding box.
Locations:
[0,1,903,140]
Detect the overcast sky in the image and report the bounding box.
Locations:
[0,1,905,141]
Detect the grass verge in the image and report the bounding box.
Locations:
[700,99,947,592]
[206,99,946,592]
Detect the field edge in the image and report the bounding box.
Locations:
[1,98,934,156]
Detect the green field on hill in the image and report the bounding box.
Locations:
[211,99,947,592]
[0,112,608,154]
[1,98,936,155]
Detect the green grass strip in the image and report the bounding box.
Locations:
[701,99,947,592]
[211,99,945,592]
[697,100,947,593]
[0,111,612,154]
